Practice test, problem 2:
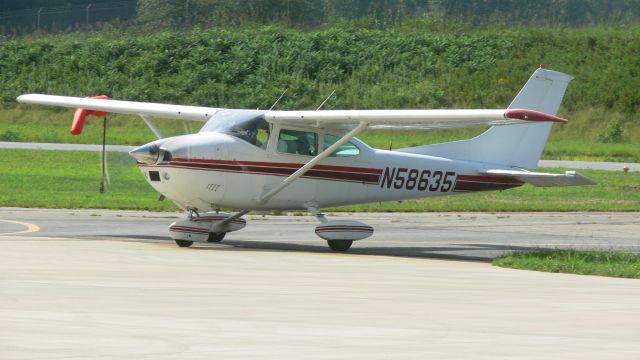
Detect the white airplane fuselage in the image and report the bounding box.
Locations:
[137,129,522,212]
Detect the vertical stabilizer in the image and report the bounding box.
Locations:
[398,68,574,169]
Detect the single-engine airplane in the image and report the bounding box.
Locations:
[17,66,595,251]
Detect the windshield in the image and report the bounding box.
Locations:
[200,109,269,147]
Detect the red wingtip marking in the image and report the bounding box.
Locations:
[70,95,110,135]
[505,109,568,123]
[539,63,545,69]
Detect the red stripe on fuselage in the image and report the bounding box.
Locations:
[456,175,523,184]
[171,158,383,175]
[454,175,524,192]
[143,159,383,184]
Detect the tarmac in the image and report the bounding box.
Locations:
[1,209,639,359]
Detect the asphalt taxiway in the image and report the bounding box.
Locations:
[2,208,639,260]
[1,208,639,359]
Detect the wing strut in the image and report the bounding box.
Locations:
[257,121,369,205]
[211,122,369,232]
[140,114,164,139]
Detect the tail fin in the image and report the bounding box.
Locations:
[398,67,574,169]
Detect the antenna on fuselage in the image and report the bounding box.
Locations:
[268,88,288,111]
[316,89,336,111]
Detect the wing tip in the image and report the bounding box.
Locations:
[16,94,31,103]
[505,109,569,123]
[16,94,49,104]
[566,171,598,185]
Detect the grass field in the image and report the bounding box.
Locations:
[1,148,638,212]
[0,149,177,211]
[493,250,640,279]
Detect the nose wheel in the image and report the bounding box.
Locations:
[175,239,194,247]
[169,209,245,248]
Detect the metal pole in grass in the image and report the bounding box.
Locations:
[185,0,189,24]
[99,116,107,194]
[86,4,92,27]
[37,8,42,29]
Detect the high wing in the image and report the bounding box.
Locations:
[264,109,568,131]
[17,94,568,133]
[16,94,220,121]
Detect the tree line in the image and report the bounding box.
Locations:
[2,23,639,116]
[3,0,640,27]
[138,0,640,27]
[0,0,116,12]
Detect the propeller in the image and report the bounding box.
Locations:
[71,95,110,193]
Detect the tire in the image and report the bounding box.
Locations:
[175,239,194,247]
[207,232,226,243]
[327,240,353,251]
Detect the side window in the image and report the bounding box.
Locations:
[324,134,360,157]
[277,129,318,156]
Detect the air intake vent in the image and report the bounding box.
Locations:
[149,171,161,182]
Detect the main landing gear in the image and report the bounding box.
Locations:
[169,207,373,252]
[308,207,374,252]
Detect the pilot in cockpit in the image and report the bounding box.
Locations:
[232,117,270,148]
[235,121,259,145]
[205,110,269,148]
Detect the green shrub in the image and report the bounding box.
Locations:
[597,118,624,143]
[0,130,22,141]
[1,23,640,130]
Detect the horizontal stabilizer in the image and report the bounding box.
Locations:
[480,169,596,187]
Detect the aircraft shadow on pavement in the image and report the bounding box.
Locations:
[96,234,550,262]
[192,239,549,262]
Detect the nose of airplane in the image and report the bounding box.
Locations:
[129,142,161,164]
[131,133,233,165]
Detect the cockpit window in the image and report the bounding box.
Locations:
[200,110,269,147]
[324,134,360,157]
[277,129,318,156]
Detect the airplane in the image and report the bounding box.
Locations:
[17,66,595,251]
